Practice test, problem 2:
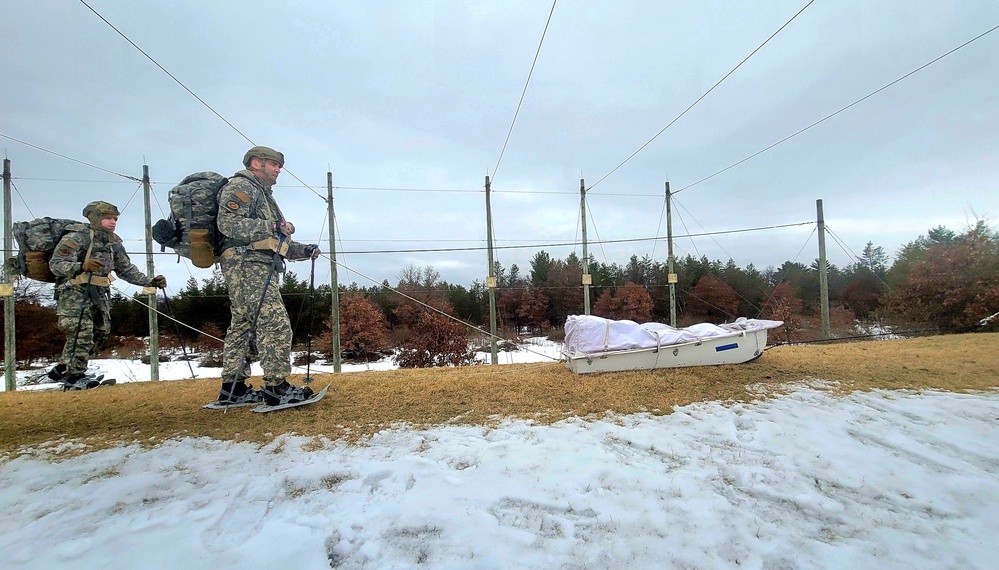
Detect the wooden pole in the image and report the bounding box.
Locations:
[327,172,341,373]
[666,182,676,327]
[580,179,590,315]
[485,175,497,364]
[143,165,159,380]
[3,158,15,391]
[817,199,830,338]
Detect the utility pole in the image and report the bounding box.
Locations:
[817,199,830,338]
[666,182,677,327]
[3,158,15,391]
[580,179,591,315]
[327,171,341,373]
[485,175,498,364]
[143,165,159,380]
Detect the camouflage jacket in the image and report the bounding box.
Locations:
[49,227,153,295]
[217,169,309,263]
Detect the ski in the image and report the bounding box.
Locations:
[202,399,260,410]
[62,375,115,391]
[61,373,102,390]
[251,384,330,413]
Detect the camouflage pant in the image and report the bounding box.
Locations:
[220,255,292,385]
[56,285,110,375]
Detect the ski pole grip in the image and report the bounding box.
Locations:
[272,234,287,270]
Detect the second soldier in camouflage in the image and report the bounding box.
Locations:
[215,146,320,406]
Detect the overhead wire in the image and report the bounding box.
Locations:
[672,207,701,259]
[825,225,895,293]
[491,0,558,184]
[583,196,609,265]
[648,193,668,261]
[487,0,557,282]
[117,286,223,343]
[672,196,742,262]
[675,23,999,195]
[117,181,145,217]
[327,256,559,362]
[10,177,138,184]
[296,222,814,255]
[824,226,864,268]
[0,132,141,182]
[78,0,328,203]
[77,1,254,149]
[587,0,816,191]
[9,180,35,219]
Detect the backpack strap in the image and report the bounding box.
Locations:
[69,274,113,287]
[219,236,290,259]
[68,230,113,287]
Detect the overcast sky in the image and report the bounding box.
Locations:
[2,0,997,293]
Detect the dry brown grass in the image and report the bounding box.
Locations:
[2,332,997,454]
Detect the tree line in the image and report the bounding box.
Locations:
[6,221,999,367]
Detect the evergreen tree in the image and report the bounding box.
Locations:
[529,251,553,285]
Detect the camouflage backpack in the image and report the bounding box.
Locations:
[9,217,90,282]
[152,171,229,269]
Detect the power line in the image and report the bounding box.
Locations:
[78,0,254,148]
[11,177,139,184]
[9,180,35,219]
[300,222,817,255]
[0,132,141,182]
[587,0,816,191]
[671,195,743,263]
[492,0,558,183]
[329,185,480,193]
[675,23,999,195]
[12,177,665,197]
[107,220,812,258]
[78,0,328,203]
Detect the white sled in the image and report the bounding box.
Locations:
[562,315,783,374]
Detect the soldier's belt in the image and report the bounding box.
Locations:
[69,273,113,287]
[220,237,290,259]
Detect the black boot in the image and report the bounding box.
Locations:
[262,381,314,406]
[48,363,68,381]
[217,381,262,405]
[63,372,100,391]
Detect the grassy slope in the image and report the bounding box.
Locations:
[2,333,998,454]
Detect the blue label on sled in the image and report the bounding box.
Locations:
[715,343,738,352]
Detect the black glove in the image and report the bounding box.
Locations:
[150,275,167,289]
[81,258,102,273]
[304,244,321,260]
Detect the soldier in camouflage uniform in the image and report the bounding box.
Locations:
[48,201,167,389]
[215,146,321,406]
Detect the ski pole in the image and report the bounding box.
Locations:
[233,235,286,383]
[159,288,196,379]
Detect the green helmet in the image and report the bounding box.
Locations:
[242,146,285,167]
[83,201,120,219]
[83,200,120,229]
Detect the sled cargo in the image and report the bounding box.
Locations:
[562,315,783,374]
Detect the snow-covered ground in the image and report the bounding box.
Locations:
[1,342,997,569]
